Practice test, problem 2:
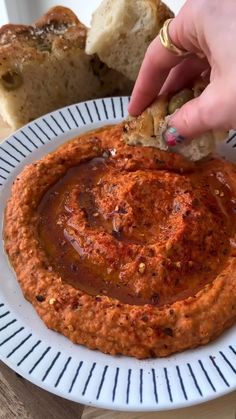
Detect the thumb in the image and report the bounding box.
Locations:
[165,83,232,144]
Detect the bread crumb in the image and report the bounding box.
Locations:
[49,298,56,305]
[138,262,146,274]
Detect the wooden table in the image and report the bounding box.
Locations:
[0,116,235,419]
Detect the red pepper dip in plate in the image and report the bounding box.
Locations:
[4,124,236,358]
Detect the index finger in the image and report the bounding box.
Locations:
[128,35,184,116]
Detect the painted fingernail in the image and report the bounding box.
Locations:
[164,127,186,147]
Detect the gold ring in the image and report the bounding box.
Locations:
[159,18,190,57]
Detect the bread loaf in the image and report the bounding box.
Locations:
[0,6,133,129]
[86,0,174,81]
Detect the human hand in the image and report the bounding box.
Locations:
[128,0,236,143]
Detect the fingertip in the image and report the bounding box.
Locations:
[127,102,139,117]
[128,91,150,116]
[163,126,187,147]
[167,96,207,139]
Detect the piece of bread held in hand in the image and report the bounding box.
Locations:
[86,0,174,82]
[0,6,133,129]
[123,80,228,161]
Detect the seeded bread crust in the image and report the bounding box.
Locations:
[0,7,86,59]
[0,6,133,129]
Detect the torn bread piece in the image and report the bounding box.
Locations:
[86,0,174,81]
[123,81,227,161]
[123,95,169,150]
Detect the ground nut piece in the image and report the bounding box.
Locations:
[168,89,194,115]
[138,262,146,274]
[49,298,56,305]
[1,71,23,91]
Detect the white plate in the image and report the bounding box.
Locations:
[0,97,236,412]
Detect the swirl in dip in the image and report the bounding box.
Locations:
[4,124,236,358]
